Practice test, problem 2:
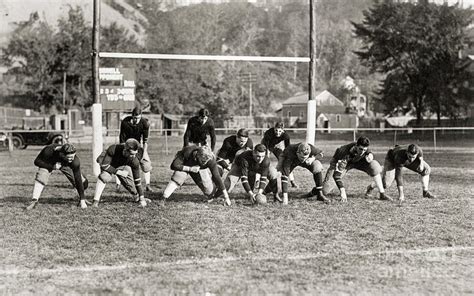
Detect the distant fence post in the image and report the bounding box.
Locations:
[433,128,437,153]
[165,131,169,155]
[352,129,356,142]
[393,130,397,145]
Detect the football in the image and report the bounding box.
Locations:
[255,193,267,205]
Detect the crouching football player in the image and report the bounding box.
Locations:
[216,128,253,176]
[27,143,89,210]
[323,136,390,202]
[275,142,329,205]
[224,144,278,203]
[261,122,298,188]
[93,139,149,208]
[365,144,435,202]
[161,145,231,205]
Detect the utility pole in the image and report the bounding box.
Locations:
[92,0,103,176]
[238,72,257,127]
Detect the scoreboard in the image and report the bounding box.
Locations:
[99,68,136,111]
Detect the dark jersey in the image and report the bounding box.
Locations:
[329,142,372,169]
[234,150,270,192]
[261,127,290,151]
[388,145,424,167]
[217,135,254,164]
[278,143,323,176]
[34,144,85,199]
[119,116,150,144]
[99,144,144,196]
[170,145,225,191]
[183,116,216,150]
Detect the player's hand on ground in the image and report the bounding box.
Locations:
[248,192,256,204]
[190,166,201,173]
[116,170,129,177]
[398,194,405,205]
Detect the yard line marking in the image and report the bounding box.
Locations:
[1,246,472,276]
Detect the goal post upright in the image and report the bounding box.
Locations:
[92,0,103,177]
[306,0,317,146]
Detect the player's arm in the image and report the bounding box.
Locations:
[208,161,231,205]
[34,146,55,171]
[261,133,270,156]
[235,156,254,197]
[216,140,231,170]
[247,138,254,150]
[208,120,216,151]
[142,120,150,151]
[284,133,290,147]
[257,160,270,194]
[100,146,118,174]
[183,119,192,147]
[119,120,127,144]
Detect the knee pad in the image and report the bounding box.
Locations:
[311,160,323,174]
[368,160,382,176]
[99,171,113,183]
[35,169,50,186]
[421,163,431,176]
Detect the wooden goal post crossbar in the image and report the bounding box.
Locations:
[99,52,310,63]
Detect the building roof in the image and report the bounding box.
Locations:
[282,90,344,107]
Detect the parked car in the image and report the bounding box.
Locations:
[4,130,64,149]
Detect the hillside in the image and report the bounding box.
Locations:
[0,0,147,46]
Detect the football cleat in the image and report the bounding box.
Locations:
[139,200,147,208]
[145,185,156,193]
[78,200,88,209]
[365,185,374,198]
[423,191,436,199]
[282,195,288,205]
[26,200,38,211]
[273,192,283,203]
[379,193,393,201]
[316,194,330,204]
[92,200,100,208]
[298,191,314,199]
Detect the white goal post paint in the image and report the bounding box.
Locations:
[99,52,311,63]
[2,246,472,276]
[91,103,103,177]
[306,99,316,145]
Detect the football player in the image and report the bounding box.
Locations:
[118,106,155,192]
[93,139,149,208]
[261,122,298,188]
[161,145,231,205]
[365,144,435,202]
[183,108,216,151]
[216,128,253,176]
[275,142,329,204]
[323,136,391,202]
[27,143,89,210]
[224,144,279,203]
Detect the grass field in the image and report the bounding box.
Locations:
[1,136,473,295]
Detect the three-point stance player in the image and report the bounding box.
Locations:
[27,143,88,210]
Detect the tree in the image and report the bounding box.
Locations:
[353,0,473,125]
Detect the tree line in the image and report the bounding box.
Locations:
[1,0,472,126]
